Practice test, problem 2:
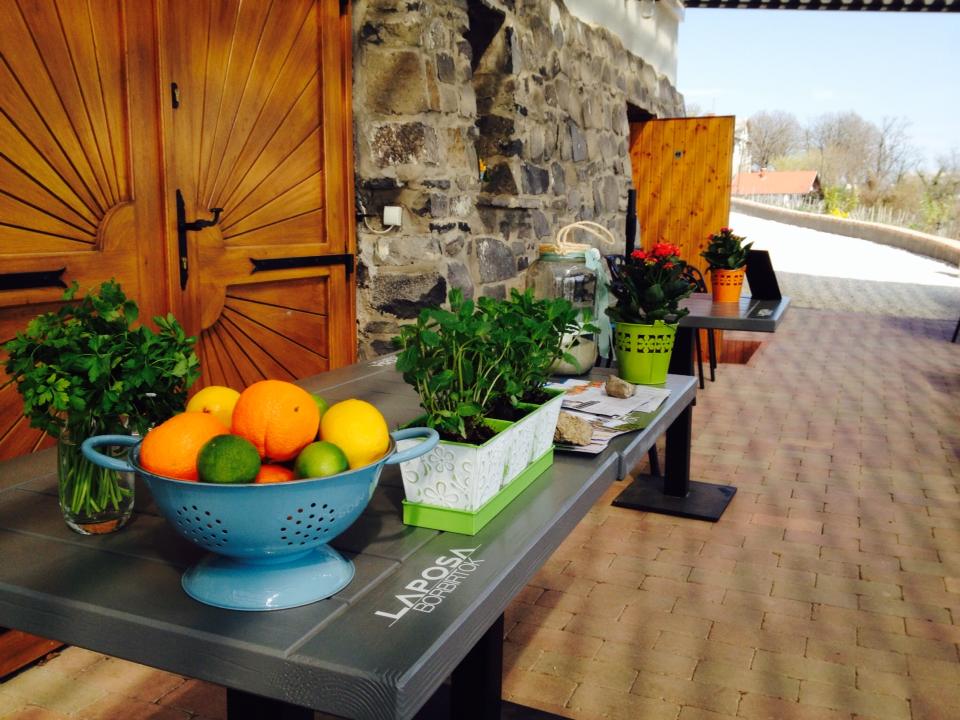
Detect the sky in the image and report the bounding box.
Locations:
[677,10,960,169]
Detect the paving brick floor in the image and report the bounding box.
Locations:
[1,308,958,720]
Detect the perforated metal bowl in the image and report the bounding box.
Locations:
[83,428,438,611]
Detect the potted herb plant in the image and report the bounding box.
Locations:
[606,242,694,385]
[392,288,577,533]
[701,227,753,302]
[3,281,200,534]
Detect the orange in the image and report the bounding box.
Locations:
[319,399,390,469]
[254,464,296,484]
[231,380,320,461]
[139,412,230,481]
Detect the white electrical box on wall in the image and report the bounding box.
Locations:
[383,205,403,227]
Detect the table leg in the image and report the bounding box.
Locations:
[669,326,696,376]
[450,614,504,720]
[611,394,736,522]
[417,614,567,720]
[226,688,314,719]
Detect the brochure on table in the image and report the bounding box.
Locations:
[546,379,671,454]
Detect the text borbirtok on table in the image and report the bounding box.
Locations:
[374,546,483,625]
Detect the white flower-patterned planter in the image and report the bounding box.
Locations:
[398,419,512,512]
[398,389,566,510]
[500,390,565,489]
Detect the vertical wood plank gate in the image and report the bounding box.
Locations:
[629,116,735,278]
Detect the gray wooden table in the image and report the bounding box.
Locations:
[0,360,695,720]
[678,293,791,334]
[611,292,791,522]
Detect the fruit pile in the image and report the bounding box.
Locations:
[138,380,390,484]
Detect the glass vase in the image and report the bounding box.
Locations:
[58,429,135,535]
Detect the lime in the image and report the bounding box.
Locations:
[294,441,349,479]
[197,434,261,484]
[312,394,330,423]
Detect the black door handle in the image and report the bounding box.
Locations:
[176,189,223,290]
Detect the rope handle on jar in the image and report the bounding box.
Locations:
[543,221,618,255]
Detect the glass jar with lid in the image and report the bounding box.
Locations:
[527,244,598,374]
[528,245,597,313]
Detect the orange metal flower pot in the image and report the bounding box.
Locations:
[710,267,745,303]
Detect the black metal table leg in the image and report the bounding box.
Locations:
[226,688,314,720]
[451,614,504,720]
[612,326,736,522]
[417,614,568,720]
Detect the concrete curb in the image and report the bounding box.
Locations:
[731,198,960,266]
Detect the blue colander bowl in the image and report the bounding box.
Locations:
[82,427,438,611]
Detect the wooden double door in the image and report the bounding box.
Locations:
[0,0,356,459]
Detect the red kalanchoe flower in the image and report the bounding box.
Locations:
[630,249,647,260]
[651,242,681,259]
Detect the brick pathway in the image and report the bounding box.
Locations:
[502,309,960,720]
[1,308,958,719]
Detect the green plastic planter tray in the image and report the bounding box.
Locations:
[402,448,554,535]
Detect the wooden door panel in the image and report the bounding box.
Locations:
[224,178,324,239]
[630,116,734,276]
[0,0,165,460]
[161,0,354,389]
[225,128,324,228]
[0,157,97,232]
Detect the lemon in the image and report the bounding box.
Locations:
[319,399,390,469]
[186,385,241,429]
[294,441,349,479]
[196,434,261,484]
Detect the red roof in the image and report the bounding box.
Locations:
[731,170,820,196]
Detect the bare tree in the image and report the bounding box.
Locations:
[745,111,802,169]
[864,116,917,199]
[805,111,875,188]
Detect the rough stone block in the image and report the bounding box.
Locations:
[567,120,587,162]
[476,237,517,283]
[437,52,456,82]
[447,261,475,299]
[364,50,429,115]
[484,162,519,195]
[374,235,441,267]
[521,163,550,195]
[371,122,438,167]
[373,271,447,319]
[551,162,566,195]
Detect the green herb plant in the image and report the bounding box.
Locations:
[701,227,754,270]
[3,281,201,520]
[480,290,586,406]
[394,288,511,442]
[393,288,585,442]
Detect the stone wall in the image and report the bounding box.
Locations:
[352,0,684,357]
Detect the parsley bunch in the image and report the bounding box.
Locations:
[3,280,200,440]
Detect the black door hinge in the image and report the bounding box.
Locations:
[249,254,355,277]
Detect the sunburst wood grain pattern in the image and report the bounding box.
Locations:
[162,0,354,390]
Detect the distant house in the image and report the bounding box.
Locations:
[731,170,823,204]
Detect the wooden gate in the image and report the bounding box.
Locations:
[0,0,355,460]
[629,116,735,277]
